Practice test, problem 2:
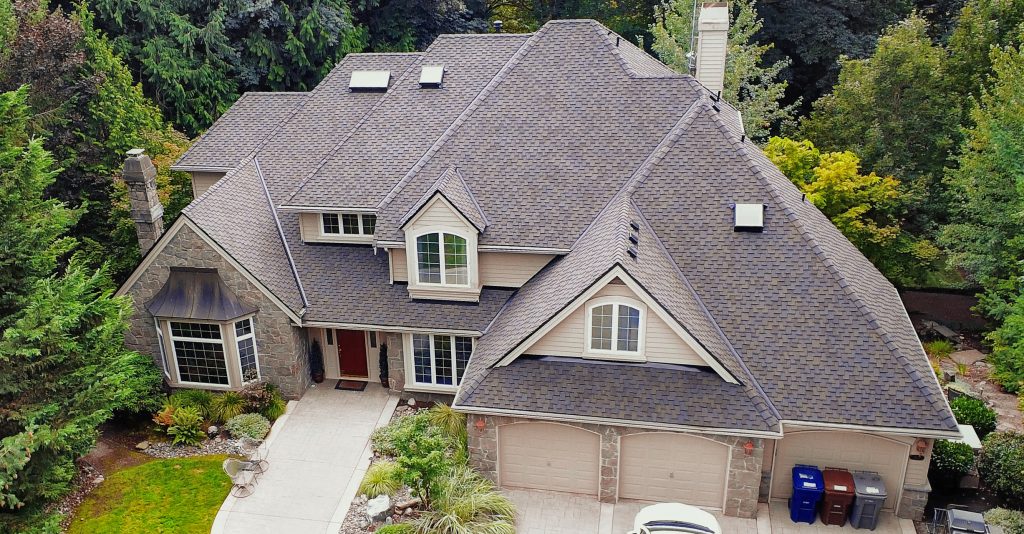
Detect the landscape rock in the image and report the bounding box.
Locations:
[366,494,391,522]
[406,397,416,407]
[208,425,219,435]
[135,440,150,451]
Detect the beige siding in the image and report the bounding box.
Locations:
[903,437,933,487]
[298,212,373,244]
[525,282,706,365]
[407,196,472,231]
[771,430,910,510]
[391,248,551,287]
[191,171,225,198]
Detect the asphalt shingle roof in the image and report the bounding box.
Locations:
[171,19,956,434]
[173,92,308,171]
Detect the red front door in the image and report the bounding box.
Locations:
[337,330,369,378]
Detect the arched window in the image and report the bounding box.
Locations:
[587,299,643,355]
[416,232,469,286]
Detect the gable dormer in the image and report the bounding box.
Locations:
[402,193,481,301]
[525,277,708,366]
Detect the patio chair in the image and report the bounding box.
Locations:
[239,437,269,475]
[223,458,257,498]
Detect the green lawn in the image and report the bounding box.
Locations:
[68,455,231,534]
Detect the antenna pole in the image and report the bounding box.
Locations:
[688,0,699,74]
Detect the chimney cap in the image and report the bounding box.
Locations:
[126,148,146,157]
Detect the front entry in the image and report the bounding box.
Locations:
[337,329,368,378]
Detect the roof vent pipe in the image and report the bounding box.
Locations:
[493,20,503,32]
[695,2,729,94]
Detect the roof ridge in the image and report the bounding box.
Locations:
[592,22,640,78]
[183,157,255,214]
[254,157,308,311]
[629,199,781,425]
[449,167,490,228]
[703,107,954,428]
[375,23,553,210]
[623,96,708,196]
[283,55,425,205]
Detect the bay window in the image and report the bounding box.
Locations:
[235,318,260,383]
[156,316,260,388]
[411,333,473,387]
[170,322,230,385]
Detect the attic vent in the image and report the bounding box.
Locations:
[349,70,390,91]
[419,65,444,87]
[733,203,765,232]
[627,220,640,259]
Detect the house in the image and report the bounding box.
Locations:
[115,6,958,521]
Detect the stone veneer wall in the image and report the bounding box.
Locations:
[123,224,310,399]
[466,414,764,518]
[898,483,930,520]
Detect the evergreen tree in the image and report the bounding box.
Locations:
[0,86,163,528]
[651,0,797,140]
[940,37,1024,320]
[89,0,368,135]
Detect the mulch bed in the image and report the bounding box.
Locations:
[54,461,104,532]
[339,486,416,533]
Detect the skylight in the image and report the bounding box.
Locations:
[349,70,391,91]
[419,65,445,87]
[734,203,765,232]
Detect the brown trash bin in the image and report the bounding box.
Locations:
[821,468,856,526]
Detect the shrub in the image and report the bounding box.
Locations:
[923,339,955,359]
[985,508,1024,534]
[979,432,1024,507]
[358,460,403,498]
[210,392,247,423]
[168,389,214,419]
[375,525,415,534]
[225,413,271,440]
[152,403,175,430]
[950,396,997,438]
[428,404,467,443]
[371,412,464,500]
[167,406,205,446]
[241,381,285,420]
[412,466,515,534]
[929,440,975,484]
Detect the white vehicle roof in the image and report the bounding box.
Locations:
[631,503,723,534]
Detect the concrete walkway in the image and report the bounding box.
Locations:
[212,384,398,534]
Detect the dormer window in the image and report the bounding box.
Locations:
[416,232,468,286]
[586,297,645,358]
[321,213,376,236]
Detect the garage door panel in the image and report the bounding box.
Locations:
[771,432,908,510]
[499,423,600,495]
[619,433,729,509]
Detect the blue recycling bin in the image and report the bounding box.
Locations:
[790,464,824,524]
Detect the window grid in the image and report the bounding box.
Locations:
[321,213,340,234]
[342,214,361,234]
[170,326,230,386]
[416,234,441,284]
[361,214,377,235]
[588,302,641,355]
[411,334,473,387]
[235,318,259,383]
[416,232,469,287]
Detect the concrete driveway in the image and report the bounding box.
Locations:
[506,489,916,534]
[212,384,398,534]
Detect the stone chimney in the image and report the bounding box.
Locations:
[695,2,730,94]
[122,148,164,255]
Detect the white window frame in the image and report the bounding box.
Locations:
[167,320,233,388]
[155,319,170,379]
[320,212,375,236]
[406,333,474,391]
[584,296,646,361]
[234,316,261,383]
[413,231,471,287]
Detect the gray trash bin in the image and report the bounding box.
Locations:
[851,471,887,530]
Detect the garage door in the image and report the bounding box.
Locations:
[771,431,909,509]
[498,423,600,495]
[619,433,729,508]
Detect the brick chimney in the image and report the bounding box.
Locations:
[695,2,730,93]
[122,148,164,255]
